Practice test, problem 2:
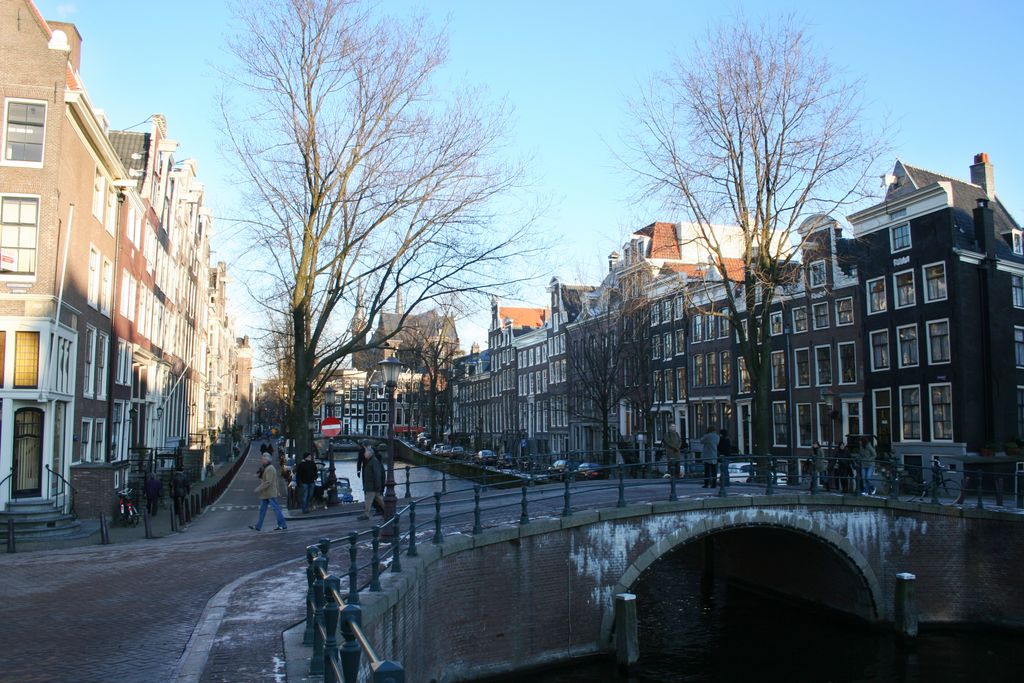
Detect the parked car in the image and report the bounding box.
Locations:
[576,462,609,480]
[416,433,431,446]
[547,459,578,480]
[450,446,466,458]
[727,460,787,485]
[475,449,497,465]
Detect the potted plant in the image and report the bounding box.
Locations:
[1004,441,1021,457]
[980,442,998,457]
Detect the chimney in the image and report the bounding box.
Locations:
[47,22,82,71]
[471,341,480,355]
[973,197,996,256]
[970,153,995,200]
[608,251,620,273]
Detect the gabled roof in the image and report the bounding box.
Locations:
[109,130,150,192]
[559,285,595,324]
[660,256,746,282]
[498,306,547,329]
[634,222,680,259]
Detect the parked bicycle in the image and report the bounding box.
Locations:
[897,461,962,505]
[117,487,140,526]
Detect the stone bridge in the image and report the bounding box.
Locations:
[345,494,1024,682]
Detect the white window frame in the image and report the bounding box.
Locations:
[1015,327,1024,368]
[100,257,113,317]
[794,347,811,388]
[867,277,887,315]
[922,261,948,303]
[899,385,922,442]
[769,311,783,336]
[772,401,788,447]
[87,246,101,309]
[808,260,827,288]
[1014,274,1024,309]
[770,350,785,391]
[897,323,919,368]
[81,419,93,463]
[0,193,41,281]
[796,403,813,448]
[814,344,832,387]
[893,269,917,309]
[692,315,703,343]
[94,417,106,462]
[926,319,951,365]
[2,98,47,168]
[835,297,854,326]
[96,332,109,400]
[1014,231,1023,256]
[83,325,96,398]
[928,382,953,442]
[791,307,808,333]
[838,341,857,385]
[890,222,912,253]
[812,302,830,330]
[651,304,660,326]
[869,329,890,372]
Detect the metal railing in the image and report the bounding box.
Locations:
[45,464,76,517]
[298,449,1024,680]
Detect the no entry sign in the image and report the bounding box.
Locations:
[321,416,342,437]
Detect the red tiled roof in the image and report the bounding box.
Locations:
[498,306,548,329]
[662,257,746,281]
[65,66,80,90]
[635,222,680,259]
[27,1,53,38]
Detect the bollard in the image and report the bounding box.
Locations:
[765,458,775,496]
[323,576,341,683]
[370,526,382,592]
[407,501,418,557]
[339,603,362,683]
[474,485,483,533]
[441,470,447,493]
[391,512,402,573]
[303,546,318,646]
[562,477,572,517]
[894,572,918,639]
[669,465,678,502]
[347,532,360,605]
[519,482,529,525]
[432,492,443,544]
[170,503,178,533]
[617,464,626,508]
[309,556,327,676]
[7,518,15,554]
[184,498,192,525]
[143,509,154,540]
[318,536,332,560]
[614,593,639,672]
[99,512,111,545]
[404,466,411,499]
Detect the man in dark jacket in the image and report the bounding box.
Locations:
[295,452,318,514]
[171,468,190,524]
[357,447,384,521]
[143,473,162,517]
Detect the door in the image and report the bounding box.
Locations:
[842,400,862,443]
[13,407,43,498]
[737,401,753,455]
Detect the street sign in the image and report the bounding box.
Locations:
[321,417,342,437]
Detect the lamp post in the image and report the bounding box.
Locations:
[378,356,404,537]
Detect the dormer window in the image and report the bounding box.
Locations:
[1013,230,1023,256]
[808,260,826,288]
[890,223,911,252]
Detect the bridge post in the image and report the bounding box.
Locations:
[303,545,318,645]
[519,482,530,525]
[765,458,774,496]
[617,464,626,507]
[391,512,402,573]
[562,477,572,516]
[323,575,341,683]
[894,572,918,639]
[370,526,382,592]
[347,532,360,605]
[373,661,406,683]
[717,458,726,497]
[339,603,362,682]
[404,466,411,499]
[474,485,483,533]
[407,501,418,557]
[441,469,447,493]
[309,556,327,676]
[614,593,639,672]
[432,492,443,544]
[888,466,899,502]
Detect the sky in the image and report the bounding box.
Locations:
[33,0,1024,361]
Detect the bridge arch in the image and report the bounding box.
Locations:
[599,508,885,643]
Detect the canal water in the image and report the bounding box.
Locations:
[513,548,1023,682]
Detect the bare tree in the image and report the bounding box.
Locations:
[625,16,885,456]
[222,0,538,455]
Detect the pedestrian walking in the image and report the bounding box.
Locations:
[171,467,190,524]
[295,452,318,513]
[700,426,719,488]
[810,442,827,490]
[663,423,682,478]
[836,441,854,493]
[143,472,162,517]
[249,453,288,531]
[718,429,732,487]
[357,447,384,521]
[860,436,877,494]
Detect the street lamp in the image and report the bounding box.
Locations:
[378,355,404,537]
[325,384,338,505]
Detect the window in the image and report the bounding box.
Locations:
[812,302,829,330]
[929,384,953,441]
[797,404,813,447]
[96,333,108,400]
[116,339,131,386]
[87,247,101,308]
[771,350,786,390]
[693,354,705,387]
[83,326,96,397]
[815,346,832,386]
[662,301,671,322]
[14,330,38,388]
[720,350,731,385]
[776,341,800,385]
[894,270,916,308]
[652,335,662,359]
[890,222,911,252]
[692,315,703,342]
[772,402,788,446]
[900,386,922,440]
[1014,231,1023,256]
[1016,327,1024,368]
[81,419,93,463]
[675,329,685,354]
[92,169,106,221]
[675,367,686,401]
[838,342,856,384]
[1018,388,1024,438]
[4,100,45,164]
[1014,275,1024,309]
[737,356,750,392]
[651,304,660,326]
[835,298,854,326]
[100,258,113,316]
[874,389,892,449]
[94,418,106,462]
[924,263,947,302]
[674,296,684,320]
[719,316,730,339]
[927,320,950,364]
[818,404,834,446]
[867,277,886,314]
[870,330,890,371]
[664,333,672,357]
[0,196,39,275]
[897,324,919,368]
[809,260,826,288]
[706,316,716,340]
[792,307,808,333]
[707,351,719,386]
[770,311,783,336]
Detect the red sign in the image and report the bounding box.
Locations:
[321,417,342,437]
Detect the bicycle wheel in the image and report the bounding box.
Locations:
[898,479,925,503]
[936,479,962,506]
